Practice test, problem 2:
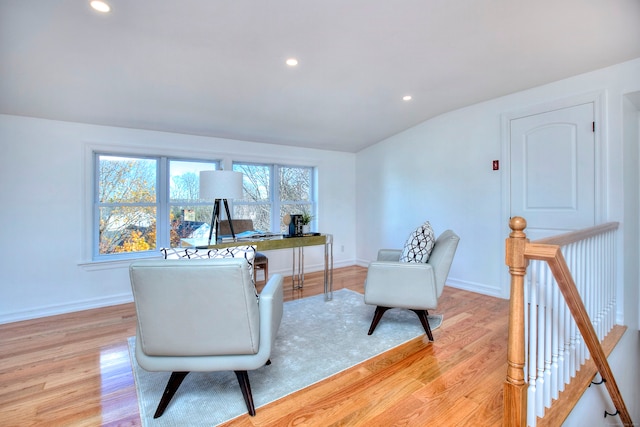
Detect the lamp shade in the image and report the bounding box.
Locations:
[199,170,243,200]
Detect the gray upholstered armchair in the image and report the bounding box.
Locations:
[129,258,284,418]
[364,229,459,341]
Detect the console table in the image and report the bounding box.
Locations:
[195,234,334,300]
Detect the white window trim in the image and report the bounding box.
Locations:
[80,142,221,268]
[232,162,316,233]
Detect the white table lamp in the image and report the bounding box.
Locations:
[199,170,243,245]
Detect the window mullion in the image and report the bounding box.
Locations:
[271,165,280,233]
[156,157,169,248]
[93,153,101,258]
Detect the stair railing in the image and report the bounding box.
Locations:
[503,216,630,426]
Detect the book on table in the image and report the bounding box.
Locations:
[219,230,283,242]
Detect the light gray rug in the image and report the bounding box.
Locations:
[129,288,442,426]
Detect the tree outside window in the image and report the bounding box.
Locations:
[95,154,218,258]
[95,155,314,259]
[233,163,314,233]
[97,155,157,255]
[168,160,219,247]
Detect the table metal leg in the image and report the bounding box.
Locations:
[324,234,333,301]
[292,246,304,289]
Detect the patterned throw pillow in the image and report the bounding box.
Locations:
[207,245,257,284]
[160,245,257,284]
[160,247,208,259]
[399,221,436,263]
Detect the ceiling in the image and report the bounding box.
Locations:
[1,0,639,153]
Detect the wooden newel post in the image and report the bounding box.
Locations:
[504,216,529,427]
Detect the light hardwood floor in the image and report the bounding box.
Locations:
[0,266,510,426]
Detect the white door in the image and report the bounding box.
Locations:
[510,102,595,241]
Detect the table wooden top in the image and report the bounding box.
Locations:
[189,234,330,251]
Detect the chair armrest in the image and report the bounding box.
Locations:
[258,273,284,351]
[364,261,439,310]
[377,249,402,262]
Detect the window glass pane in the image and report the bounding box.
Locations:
[280,166,311,201]
[234,203,271,231]
[233,163,271,231]
[169,205,213,247]
[99,206,156,254]
[234,164,270,201]
[169,160,217,202]
[98,155,156,203]
[97,155,157,255]
[169,160,217,247]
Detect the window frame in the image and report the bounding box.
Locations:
[232,161,316,233]
[91,151,220,261]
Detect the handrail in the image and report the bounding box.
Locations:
[532,222,619,246]
[504,217,630,427]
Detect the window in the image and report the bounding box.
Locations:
[94,153,219,259]
[232,163,315,233]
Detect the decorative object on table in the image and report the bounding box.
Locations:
[364,227,459,341]
[199,170,243,245]
[286,214,304,236]
[300,212,313,234]
[128,288,441,427]
[128,258,284,419]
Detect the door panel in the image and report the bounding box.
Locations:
[510,103,595,240]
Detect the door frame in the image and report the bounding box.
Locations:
[499,91,605,298]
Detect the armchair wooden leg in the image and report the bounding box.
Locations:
[235,370,256,416]
[368,306,391,335]
[411,309,434,341]
[154,371,189,418]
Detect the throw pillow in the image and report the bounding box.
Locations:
[160,247,208,259]
[399,221,436,263]
[207,245,257,284]
[160,245,257,284]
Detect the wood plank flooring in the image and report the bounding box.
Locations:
[0,266,510,426]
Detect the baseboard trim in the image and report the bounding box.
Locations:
[0,293,133,325]
[267,259,355,277]
[445,278,505,299]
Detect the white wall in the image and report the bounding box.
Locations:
[356,58,640,299]
[355,58,640,425]
[562,86,640,427]
[0,116,357,323]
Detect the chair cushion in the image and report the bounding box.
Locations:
[254,252,268,264]
[399,221,436,263]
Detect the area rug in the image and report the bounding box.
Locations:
[129,288,442,426]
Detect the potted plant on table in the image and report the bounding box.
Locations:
[301,212,313,234]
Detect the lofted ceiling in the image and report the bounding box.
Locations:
[1,0,640,153]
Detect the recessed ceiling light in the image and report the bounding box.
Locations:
[403,95,412,101]
[90,1,111,13]
[286,58,299,67]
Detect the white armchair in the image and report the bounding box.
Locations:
[364,229,459,341]
[129,258,284,418]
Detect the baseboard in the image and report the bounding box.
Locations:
[2,261,495,325]
[267,259,356,277]
[445,278,505,299]
[0,293,133,325]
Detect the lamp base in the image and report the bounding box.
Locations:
[208,199,236,245]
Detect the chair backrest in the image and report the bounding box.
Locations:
[219,219,255,235]
[129,258,261,357]
[428,229,460,297]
